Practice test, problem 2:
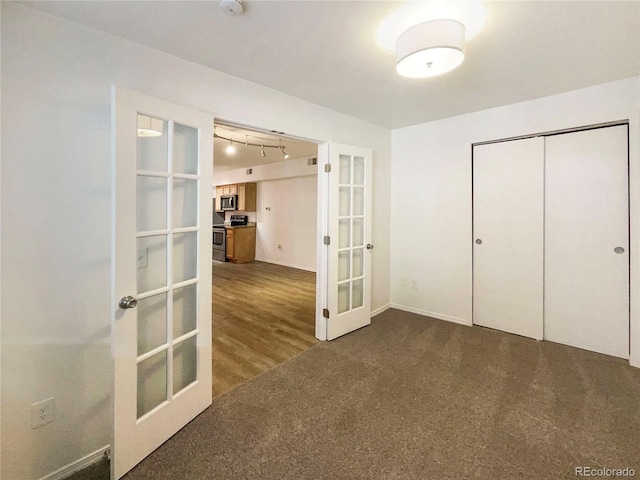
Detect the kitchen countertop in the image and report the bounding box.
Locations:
[213,223,256,229]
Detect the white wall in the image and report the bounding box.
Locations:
[215,155,318,185]
[0,4,391,479]
[255,175,318,272]
[215,156,319,272]
[391,77,640,365]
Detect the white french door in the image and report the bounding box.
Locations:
[111,87,213,478]
[317,142,373,340]
[473,137,545,340]
[544,125,629,358]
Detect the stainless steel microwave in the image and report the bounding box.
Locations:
[220,194,238,211]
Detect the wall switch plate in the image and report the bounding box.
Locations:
[32,397,55,429]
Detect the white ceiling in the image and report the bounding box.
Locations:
[214,124,318,168]
[22,1,640,129]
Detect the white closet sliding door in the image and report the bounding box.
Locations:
[544,125,629,358]
[473,137,544,340]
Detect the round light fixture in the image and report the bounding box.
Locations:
[396,19,465,78]
[225,139,236,154]
[137,114,163,137]
[377,0,487,52]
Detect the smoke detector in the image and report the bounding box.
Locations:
[220,0,244,16]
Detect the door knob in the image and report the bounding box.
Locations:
[614,247,625,254]
[366,244,374,250]
[119,296,138,309]
[475,239,483,245]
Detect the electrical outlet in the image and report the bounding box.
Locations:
[137,247,148,269]
[32,397,55,429]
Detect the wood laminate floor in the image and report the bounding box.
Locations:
[211,260,317,397]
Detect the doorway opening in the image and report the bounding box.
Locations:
[211,121,320,397]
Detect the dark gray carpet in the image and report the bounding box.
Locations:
[121,309,640,479]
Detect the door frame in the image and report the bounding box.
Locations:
[211,121,374,342]
[471,120,633,363]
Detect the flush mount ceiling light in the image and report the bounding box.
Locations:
[377,0,487,78]
[137,114,163,137]
[396,19,465,78]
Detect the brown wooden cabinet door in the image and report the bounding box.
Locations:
[247,183,257,211]
[228,184,238,194]
[237,184,246,211]
[226,232,234,259]
[215,186,223,211]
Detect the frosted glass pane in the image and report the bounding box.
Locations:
[137,116,168,171]
[137,350,167,418]
[353,248,364,277]
[339,187,351,217]
[339,154,351,184]
[353,187,364,216]
[338,283,350,314]
[339,220,350,249]
[173,123,198,174]
[353,218,364,247]
[137,176,167,232]
[173,179,198,228]
[173,336,197,394]
[173,284,197,338]
[137,235,167,294]
[173,232,197,283]
[352,279,363,309]
[338,251,350,282]
[137,293,167,356]
[353,156,365,185]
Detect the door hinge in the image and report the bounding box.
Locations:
[323,308,330,319]
[324,163,331,173]
[323,235,330,245]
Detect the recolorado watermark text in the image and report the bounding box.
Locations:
[575,466,636,477]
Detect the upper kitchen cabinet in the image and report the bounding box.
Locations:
[215,182,257,212]
[222,184,238,195]
[237,183,256,211]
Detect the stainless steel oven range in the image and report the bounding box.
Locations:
[212,226,226,262]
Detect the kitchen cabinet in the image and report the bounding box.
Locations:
[215,186,222,211]
[214,182,257,212]
[237,183,256,211]
[226,226,256,263]
[222,184,237,195]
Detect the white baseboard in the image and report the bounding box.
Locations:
[371,303,391,317]
[390,304,471,326]
[39,445,109,480]
[255,258,315,272]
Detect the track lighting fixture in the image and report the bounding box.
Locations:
[279,139,289,159]
[214,130,294,159]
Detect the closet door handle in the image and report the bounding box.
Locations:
[475,239,483,245]
[614,247,625,254]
